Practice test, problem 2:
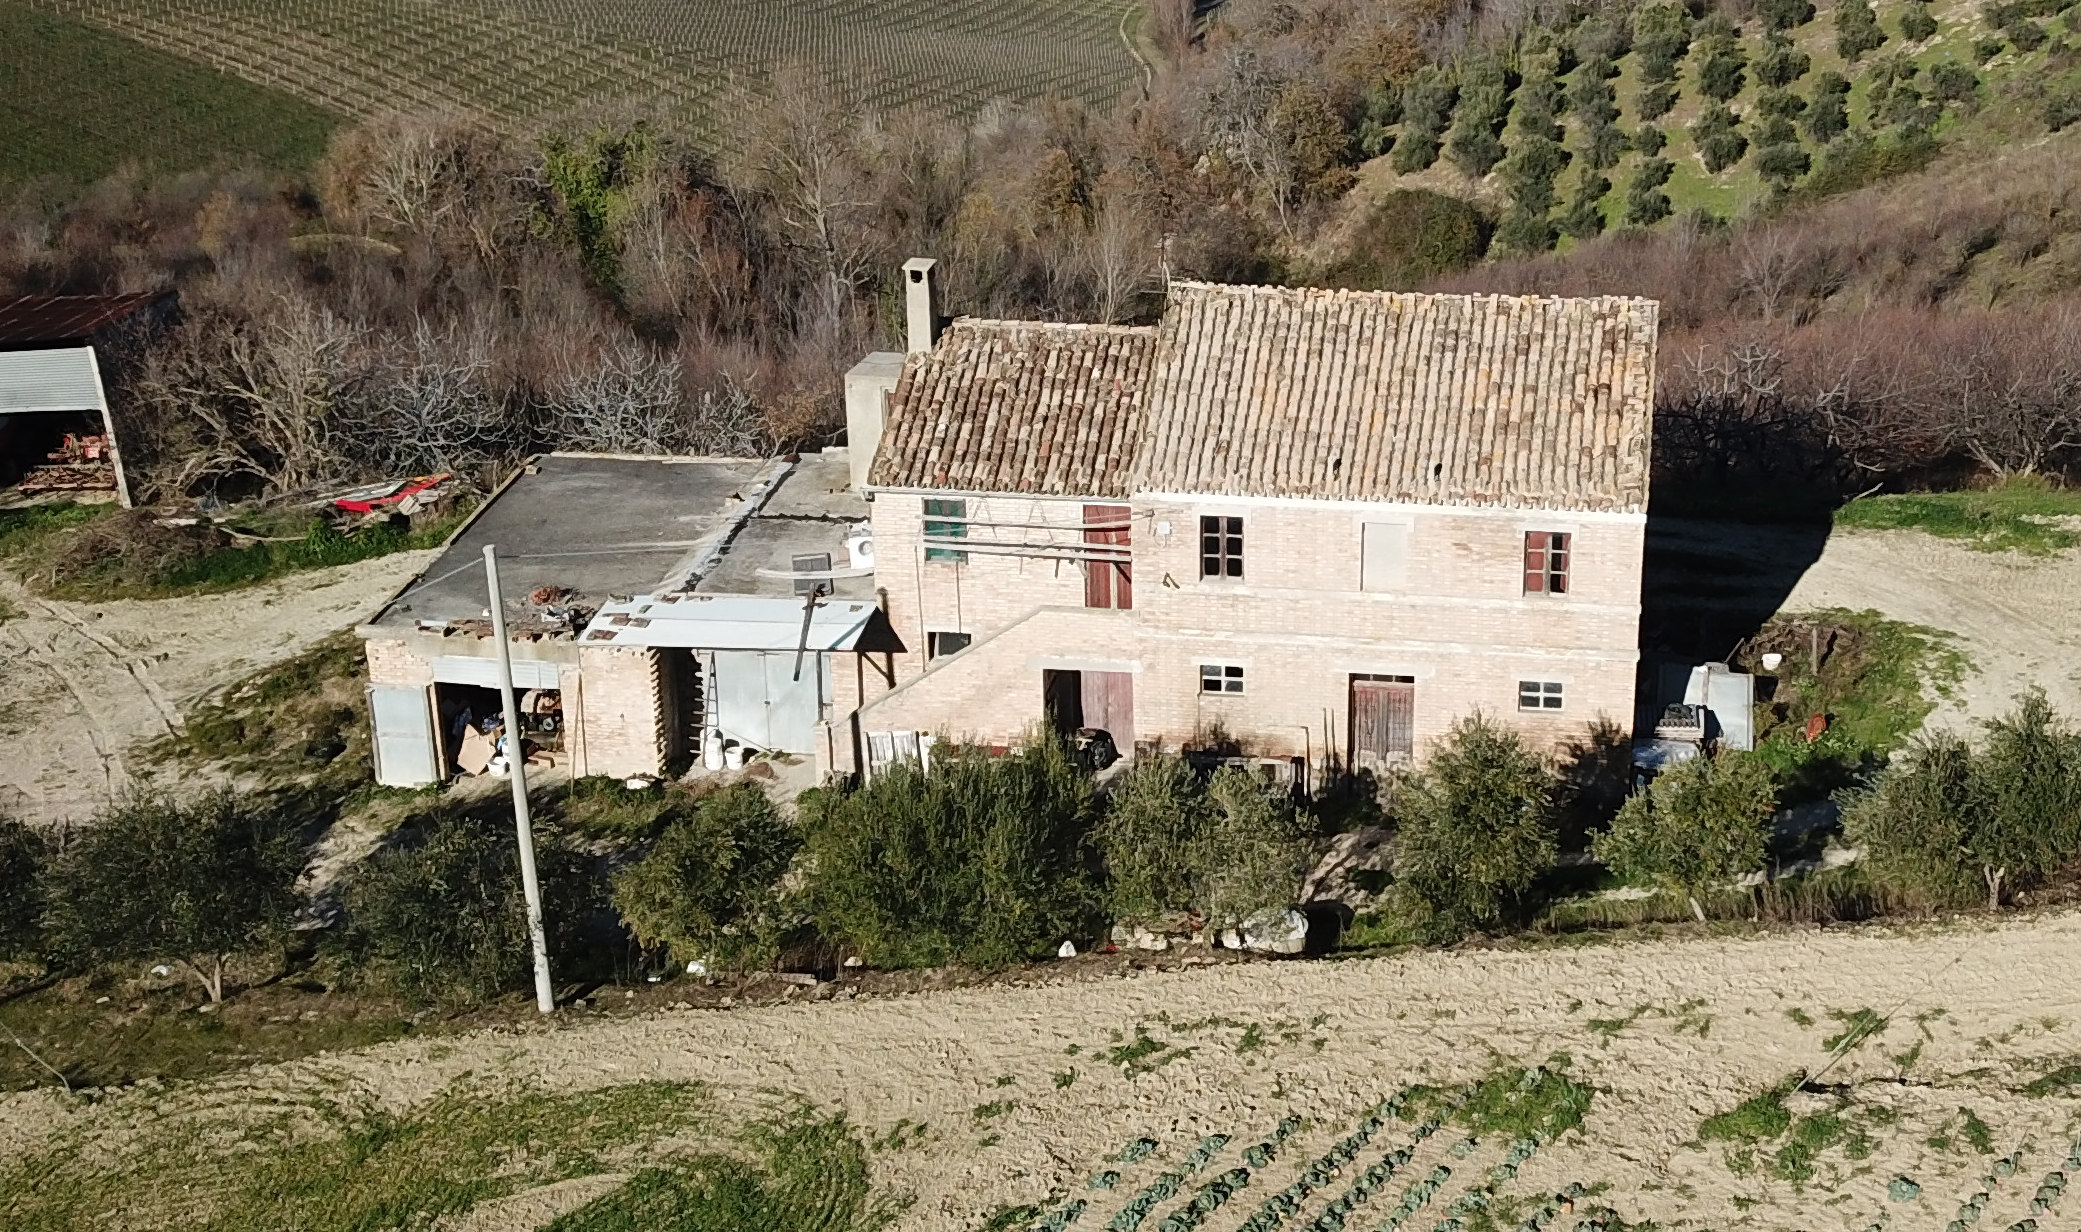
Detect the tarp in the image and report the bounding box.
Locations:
[581,592,895,652]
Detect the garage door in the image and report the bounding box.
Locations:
[712,651,829,753]
[432,655,563,690]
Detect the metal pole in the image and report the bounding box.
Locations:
[484,545,556,1015]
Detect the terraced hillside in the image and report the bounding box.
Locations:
[17,0,1146,135]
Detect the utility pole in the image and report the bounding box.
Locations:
[483,544,556,1015]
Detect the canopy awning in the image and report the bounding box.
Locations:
[0,347,104,414]
[581,592,903,652]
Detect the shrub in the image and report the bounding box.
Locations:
[1633,2,1693,82]
[1633,125,1668,157]
[1316,189,1492,288]
[1568,59,1620,126]
[1194,768,1315,927]
[2047,88,2081,132]
[1355,83,1403,159]
[1755,142,1813,188]
[1691,105,1750,173]
[0,812,48,963]
[2004,18,2047,51]
[1637,79,1680,121]
[1559,166,1612,238]
[1096,755,1206,924]
[1756,37,1812,88]
[42,787,304,1001]
[1900,1,1940,41]
[1582,121,1628,169]
[1758,0,1816,32]
[1842,733,1980,908]
[1973,34,2006,62]
[1393,67,1457,173]
[1927,61,1980,106]
[1625,158,1675,225]
[611,784,800,972]
[342,812,604,1002]
[801,737,1097,968]
[1446,54,1512,177]
[1594,751,1776,920]
[1696,34,1749,102]
[1836,0,1888,61]
[1391,714,1558,930]
[1804,72,1852,142]
[1968,691,2081,908]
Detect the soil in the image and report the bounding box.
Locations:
[0,550,435,826]
[5,910,2080,1230]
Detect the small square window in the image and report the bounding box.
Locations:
[1200,663,1245,694]
[924,498,967,563]
[927,631,972,659]
[1517,680,1565,711]
[1523,531,1571,595]
[1199,515,1243,579]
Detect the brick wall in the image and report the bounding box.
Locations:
[364,637,433,687]
[849,492,1645,768]
[574,645,666,778]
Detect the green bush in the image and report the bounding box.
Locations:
[1625,158,1675,225]
[1633,125,1668,157]
[1568,58,1620,126]
[2048,88,2081,132]
[1594,751,1776,921]
[1756,37,1812,88]
[1804,72,1852,142]
[1095,755,1204,924]
[342,812,605,1003]
[1390,714,1559,930]
[1637,79,1680,120]
[1560,166,1612,238]
[1195,768,1315,928]
[1696,34,1749,102]
[1842,733,1980,908]
[42,787,304,1002]
[1798,128,1938,196]
[0,812,48,963]
[1632,2,1693,82]
[1900,1,1940,40]
[1755,142,1814,188]
[1446,54,1512,177]
[1582,121,1628,169]
[1836,0,1888,61]
[800,738,1097,969]
[1690,104,1750,172]
[1758,0,1816,32]
[1927,61,1980,105]
[610,784,800,972]
[1315,189,1491,289]
[1393,66,1457,172]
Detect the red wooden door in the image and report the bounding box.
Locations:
[1350,677,1415,770]
[1083,504,1132,610]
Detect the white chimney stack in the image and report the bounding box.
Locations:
[902,257,939,355]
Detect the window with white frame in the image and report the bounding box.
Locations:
[1199,663,1245,694]
[1517,680,1565,711]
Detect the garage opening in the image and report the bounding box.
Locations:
[0,410,116,497]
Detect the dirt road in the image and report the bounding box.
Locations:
[0,551,434,826]
[5,910,2079,1230]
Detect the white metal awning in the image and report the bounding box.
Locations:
[0,347,104,414]
[581,592,886,651]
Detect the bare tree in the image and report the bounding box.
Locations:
[740,70,886,332]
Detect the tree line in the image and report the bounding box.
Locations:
[4,696,2076,1008]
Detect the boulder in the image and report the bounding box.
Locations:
[1240,907,1308,955]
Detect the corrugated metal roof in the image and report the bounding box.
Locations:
[0,292,171,346]
[0,347,104,414]
[1135,283,1657,512]
[867,319,1154,498]
[581,593,889,651]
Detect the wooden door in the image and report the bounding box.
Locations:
[1083,504,1132,609]
[1080,670,1134,747]
[1350,677,1415,771]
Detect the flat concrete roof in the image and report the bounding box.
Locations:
[696,451,875,602]
[370,454,766,629]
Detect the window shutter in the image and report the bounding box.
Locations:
[1523,533,1546,593]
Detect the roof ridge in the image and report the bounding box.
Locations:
[1164,281,1658,307]
[947,317,1157,334]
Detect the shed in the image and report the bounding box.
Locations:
[0,291,174,506]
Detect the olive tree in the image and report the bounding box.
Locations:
[1392,714,1559,929]
[1194,768,1315,928]
[611,784,799,971]
[1095,755,1206,926]
[1594,751,1776,921]
[1842,732,1978,908]
[42,788,303,1002]
[1967,691,2081,909]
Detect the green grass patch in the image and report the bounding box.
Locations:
[1835,478,2081,554]
[0,501,104,559]
[1454,1057,1594,1141]
[0,2,337,184]
[151,511,469,594]
[546,1108,900,1232]
[0,1078,718,1230]
[2020,1062,2081,1096]
[1771,1112,1847,1184]
[147,628,372,789]
[1959,1106,1995,1153]
[1700,1076,1799,1145]
[1821,1007,1888,1054]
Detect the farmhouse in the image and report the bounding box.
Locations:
[0,291,174,506]
[357,450,899,786]
[828,260,1658,782]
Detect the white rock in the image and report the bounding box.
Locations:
[1057,940,1078,959]
[150,964,172,977]
[843,955,864,968]
[1240,907,1309,955]
[1220,929,1243,950]
[685,959,707,975]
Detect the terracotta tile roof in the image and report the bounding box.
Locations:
[1135,283,1657,512]
[869,319,1154,498]
[0,292,173,347]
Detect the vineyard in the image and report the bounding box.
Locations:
[15,0,1146,136]
[0,2,335,182]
